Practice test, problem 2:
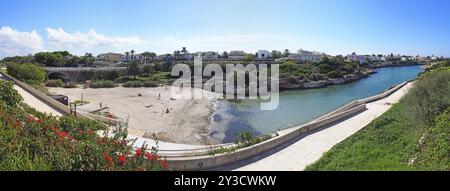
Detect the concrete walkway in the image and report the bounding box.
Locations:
[232,83,413,171]
[0,73,63,116]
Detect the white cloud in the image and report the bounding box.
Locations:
[0,26,45,58]
[46,27,143,50]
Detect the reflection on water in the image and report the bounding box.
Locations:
[209,65,424,143]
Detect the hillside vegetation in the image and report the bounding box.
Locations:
[306,65,450,171]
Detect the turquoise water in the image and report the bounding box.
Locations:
[209,65,424,143]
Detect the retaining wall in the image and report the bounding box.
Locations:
[167,105,367,170]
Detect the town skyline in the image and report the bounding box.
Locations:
[1,0,450,58]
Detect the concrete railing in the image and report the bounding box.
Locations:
[166,104,367,170]
[0,71,98,121]
[312,81,408,122]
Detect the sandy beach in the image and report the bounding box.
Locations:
[49,86,218,145]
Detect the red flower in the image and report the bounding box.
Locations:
[145,152,160,161]
[135,149,143,157]
[160,159,169,170]
[57,131,70,140]
[103,153,113,164]
[87,130,95,135]
[12,120,21,129]
[118,154,127,166]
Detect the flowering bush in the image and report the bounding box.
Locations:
[0,81,169,171]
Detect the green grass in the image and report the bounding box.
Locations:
[116,72,173,85]
[306,101,449,171]
[72,100,90,106]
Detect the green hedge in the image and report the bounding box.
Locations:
[7,63,46,84]
[123,80,159,88]
[123,81,143,88]
[45,79,64,87]
[90,80,117,88]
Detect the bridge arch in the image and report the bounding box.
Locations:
[47,72,70,82]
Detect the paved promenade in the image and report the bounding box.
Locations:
[232,83,413,171]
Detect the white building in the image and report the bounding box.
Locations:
[229,51,246,60]
[201,51,219,60]
[288,49,321,62]
[346,53,366,64]
[257,50,272,59]
[123,54,145,62]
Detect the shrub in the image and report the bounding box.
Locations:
[7,63,46,84]
[45,79,64,87]
[104,70,120,81]
[414,111,450,170]
[115,76,135,83]
[143,81,159,87]
[123,81,143,88]
[90,81,117,88]
[0,81,23,108]
[63,83,78,88]
[405,69,450,126]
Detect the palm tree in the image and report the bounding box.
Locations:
[130,50,135,61]
[127,61,141,79]
[141,52,152,64]
[283,49,290,57]
[149,52,157,62]
[173,51,181,60]
[124,52,130,62]
[143,63,154,77]
[84,53,95,67]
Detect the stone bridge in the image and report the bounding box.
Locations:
[45,67,127,82]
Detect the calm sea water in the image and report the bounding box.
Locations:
[209,65,424,143]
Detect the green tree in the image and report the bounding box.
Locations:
[124,52,130,62]
[127,61,141,79]
[142,63,154,77]
[141,52,157,64]
[272,50,283,59]
[0,81,23,108]
[7,63,46,84]
[130,50,135,61]
[221,51,229,59]
[243,54,256,61]
[283,49,290,57]
[81,53,95,67]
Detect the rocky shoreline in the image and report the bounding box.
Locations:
[279,70,376,90]
[364,62,425,69]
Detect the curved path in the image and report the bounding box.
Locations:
[226,83,413,171]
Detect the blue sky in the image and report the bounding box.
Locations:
[1,0,449,58]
